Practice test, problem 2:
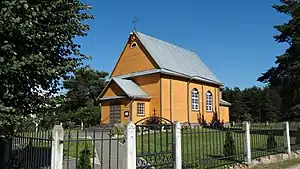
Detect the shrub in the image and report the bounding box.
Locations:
[295,127,300,145]
[108,126,124,137]
[77,146,91,169]
[223,131,236,158]
[267,131,277,150]
[143,117,164,130]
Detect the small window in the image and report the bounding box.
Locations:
[191,88,199,111]
[130,42,137,48]
[206,91,213,112]
[137,103,145,116]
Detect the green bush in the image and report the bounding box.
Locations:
[267,131,277,150]
[77,146,91,169]
[295,127,300,145]
[108,126,124,137]
[223,131,236,158]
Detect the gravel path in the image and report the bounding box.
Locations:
[64,129,126,169]
[287,164,300,169]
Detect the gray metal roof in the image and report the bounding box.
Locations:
[134,31,222,85]
[112,78,151,98]
[220,99,231,106]
[99,96,127,101]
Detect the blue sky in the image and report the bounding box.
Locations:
[78,0,289,89]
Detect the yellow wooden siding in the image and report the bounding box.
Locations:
[100,102,110,124]
[161,76,224,124]
[132,100,150,123]
[120,99,131,123]
[220,106,230,123]
[132,73,161,117]
[170,77,188,122]
[103,82,126,97]
[161,77,171,120]
[100,99,131,124]
[111,35,158,77]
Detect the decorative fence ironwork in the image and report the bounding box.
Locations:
[135,117,175,169]
[2,120,300,169]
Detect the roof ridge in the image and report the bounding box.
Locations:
[134,31,198,56]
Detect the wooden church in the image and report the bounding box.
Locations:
[98,31,231,124]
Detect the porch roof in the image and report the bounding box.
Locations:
[98,77,151,101]
[220,99,231,106]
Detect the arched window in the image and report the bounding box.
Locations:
[191,88,199,111]
[130,42,137,48]
[206,91,213,112]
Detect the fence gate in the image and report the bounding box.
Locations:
[135,117,175,169]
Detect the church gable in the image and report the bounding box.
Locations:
[110,34,158,77]
[103,81,126,97]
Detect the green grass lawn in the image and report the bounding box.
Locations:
[136,127,285,168]
[63,139,94,158]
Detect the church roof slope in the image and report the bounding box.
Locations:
[112,77,150,98]
[134,31,222,85]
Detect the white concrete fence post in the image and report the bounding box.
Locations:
[51,125,64,169]
[174,121,182,169]
[284,121,291,155]
[243,121,251,165]
[125,121,136,169]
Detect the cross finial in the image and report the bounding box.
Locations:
[132,16,138,31]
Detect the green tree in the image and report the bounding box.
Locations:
[258,0,300,120]
[260,87,281,122]
[77,147,91,169]
[61,67,108,126]
[64,67,108,109]
[267,131,277,150]
[223,131,236,158]
[0,0,93,135]
[242,86,263,122]
[230,87,251,122]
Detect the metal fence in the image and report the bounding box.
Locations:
[181,123,245,169]
[2,120,300,169]
[9,128,53,169]
[250,123,285,159]
[289,122,300,151]
[135,117,175,169]
[61,126,125,169]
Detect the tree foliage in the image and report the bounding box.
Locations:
[0,0,93,135]
[77,146,91,169]
[223,131,236,158]
[258,0,300,120]
[57,67,108,127]
[223,86,282,122]
[64,67,108,109]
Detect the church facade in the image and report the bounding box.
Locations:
[98,31,231,124]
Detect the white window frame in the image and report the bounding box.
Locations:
[206,91,213,112]
[191,88,199,111]
[137,103,145,116]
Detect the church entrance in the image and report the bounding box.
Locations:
[109,104,121,124]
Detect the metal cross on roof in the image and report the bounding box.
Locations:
[132,16,138,31]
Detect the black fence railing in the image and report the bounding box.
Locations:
[62,126,125,169]
[9,128,53,169]
[250,123,285,159]
[289,122,300,151]
[181,123,245,169]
